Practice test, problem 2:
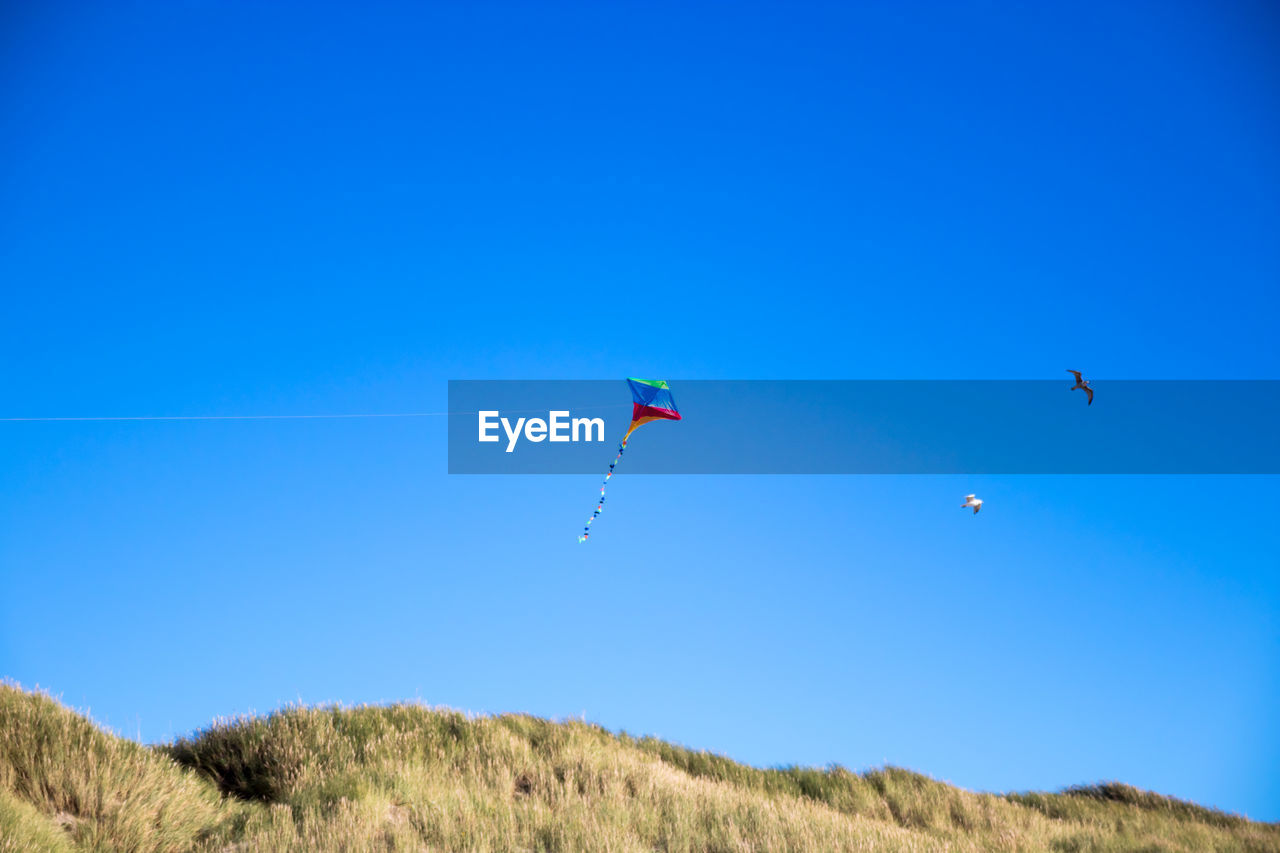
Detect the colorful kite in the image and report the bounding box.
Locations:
[578,378,681,542]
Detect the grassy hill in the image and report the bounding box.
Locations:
[2,683,1275,852]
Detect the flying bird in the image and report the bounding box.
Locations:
[1067,370,1093,405]
[962,494,983,514]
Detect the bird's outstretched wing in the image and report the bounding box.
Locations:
[1085,387,1093,405]
[1067,370,1083,383]
[964,494,975,500]
[973,504,981,514]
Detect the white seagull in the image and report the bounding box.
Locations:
[1067,370,1093,405]
[962,494,983,514]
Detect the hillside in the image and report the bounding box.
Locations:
[1,683,1275,852]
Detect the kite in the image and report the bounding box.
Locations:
[578,378,681,542]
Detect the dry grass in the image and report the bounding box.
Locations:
[2,682,1275,851]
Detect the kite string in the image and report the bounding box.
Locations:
[578,435,628,543]
[0,404,628,422]
[0,413,451,422]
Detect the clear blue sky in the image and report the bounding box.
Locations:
[2,0,1278,821]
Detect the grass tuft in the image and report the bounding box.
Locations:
[2,681,1275,851]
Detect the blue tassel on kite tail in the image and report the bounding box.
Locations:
[578,436,628,542]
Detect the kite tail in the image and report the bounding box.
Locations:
[578,436,628,543]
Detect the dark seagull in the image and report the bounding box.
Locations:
[1067,370,1093,405]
